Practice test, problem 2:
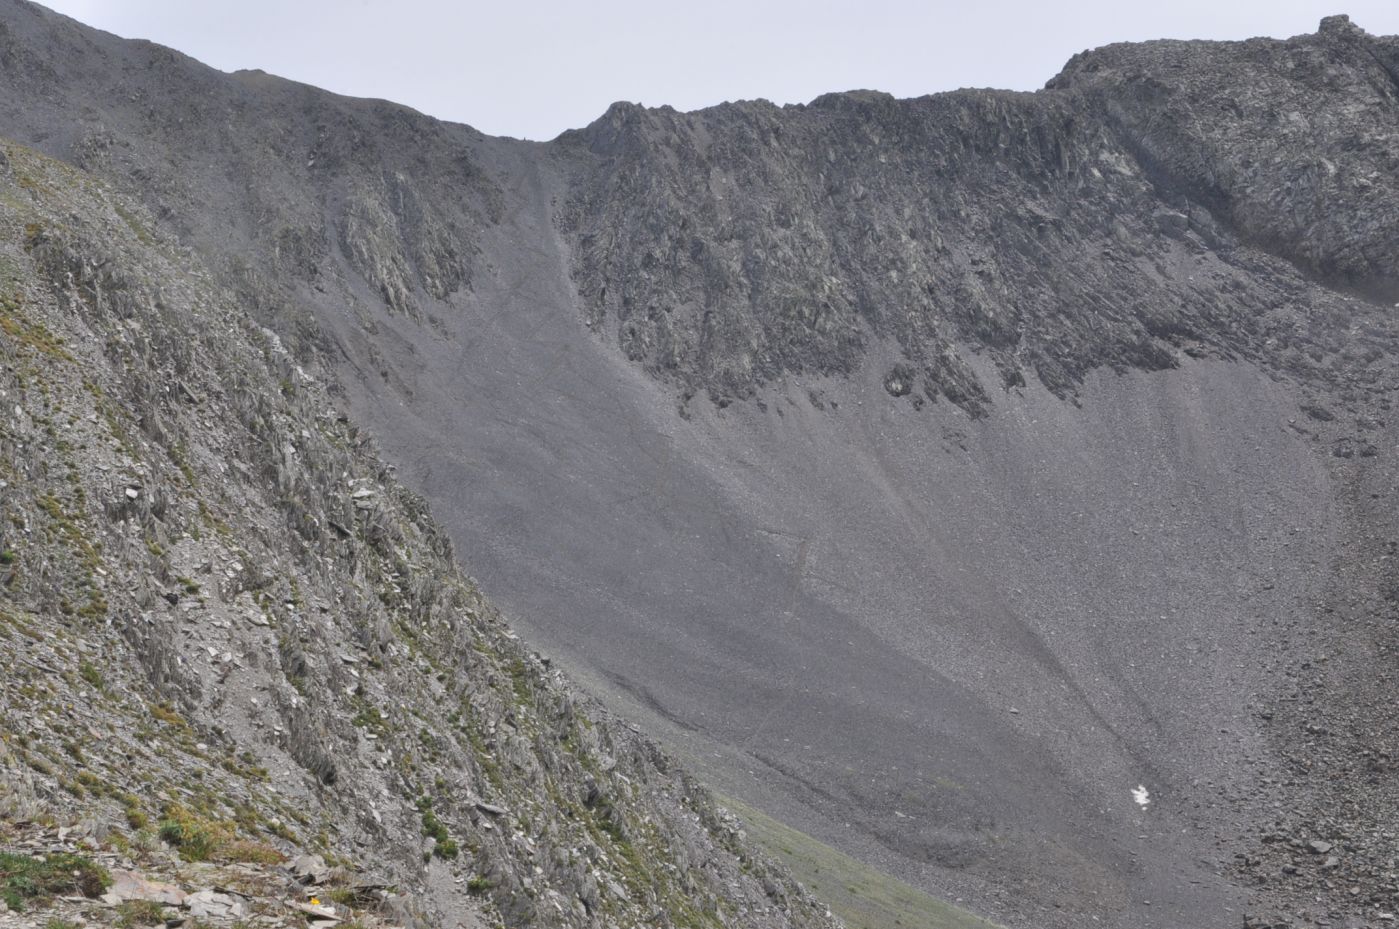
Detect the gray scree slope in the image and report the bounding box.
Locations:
[0,140,840,929]
[2,3,1397,927]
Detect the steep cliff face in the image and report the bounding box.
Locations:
[2,4,1399,929]
[0,141,836,929]
[557,14,1399,414]
[1051,14,1399,299]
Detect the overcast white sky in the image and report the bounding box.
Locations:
[40,1,1399,140]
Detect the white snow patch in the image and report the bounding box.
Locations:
[1131,784,1151,808]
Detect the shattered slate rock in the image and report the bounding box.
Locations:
[185,890,245,920]
[104,869,187,907]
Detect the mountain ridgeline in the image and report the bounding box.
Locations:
[1,4,1398,929]
[557,13,1399,411]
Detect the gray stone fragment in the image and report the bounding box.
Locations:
[186,890,244,919]
[289,853,329,884]
[107,869,187,906]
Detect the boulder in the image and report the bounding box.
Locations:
[106,869,187,906]
[289,853,330,884]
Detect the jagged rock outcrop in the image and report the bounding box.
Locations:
[556,15,1399,412]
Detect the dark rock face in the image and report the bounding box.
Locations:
[558,23,1399,414]
[3,3,1399,929]
[1052,16,1399,300]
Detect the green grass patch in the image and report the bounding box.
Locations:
[416,796,458,859]
[114,899,166,927]
[507,657,532,704]
[158,809,220,862]
[717,795,1000,929]
[112,203,155,247]
[0,851,111,911]
[156,803,282,864]
[78,659,104,690]
[0,303,74,362]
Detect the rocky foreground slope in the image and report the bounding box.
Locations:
[0,141,837,929]
[2,3,1399,929]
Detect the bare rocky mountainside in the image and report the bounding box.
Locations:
[1,3,1397,929]
[0,125,839,929]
